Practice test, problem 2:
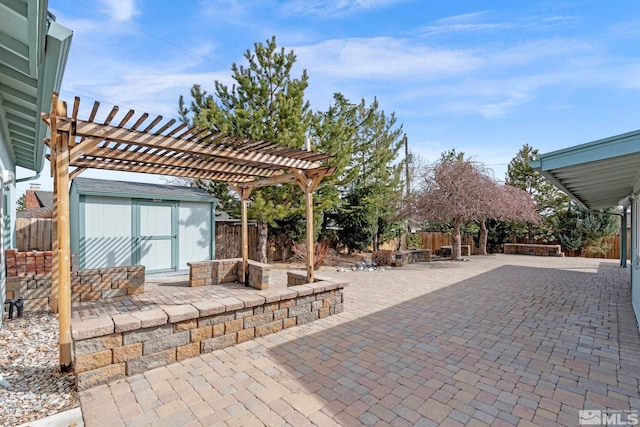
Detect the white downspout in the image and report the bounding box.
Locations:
[0,169,15,329]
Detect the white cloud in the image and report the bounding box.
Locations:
[99,0,139,22]
[295,37,481,80]
[283,0,406,19]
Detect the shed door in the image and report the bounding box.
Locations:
[133,201,177,273]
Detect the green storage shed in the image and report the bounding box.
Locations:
[70,177,217,273]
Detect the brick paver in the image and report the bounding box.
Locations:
[79,255,640,426]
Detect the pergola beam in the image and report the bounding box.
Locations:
[61,119,325,170]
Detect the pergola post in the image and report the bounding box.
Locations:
[50,164,58,313]
[293,170,323,283]
[233,185,252,285]
[50,94,73,370]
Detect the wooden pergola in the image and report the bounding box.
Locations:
[43,94,334,370]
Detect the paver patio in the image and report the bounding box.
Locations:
[79,255,640,426]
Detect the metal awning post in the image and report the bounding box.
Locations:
[621,209,628,268]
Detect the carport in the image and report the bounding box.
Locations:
[530,129,640,328]
[43,94,334,370]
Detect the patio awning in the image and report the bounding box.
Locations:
[530,130,640,209]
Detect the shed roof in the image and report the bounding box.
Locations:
[530,129,640,209]
[72,177,217,203]
[34,190,53,209]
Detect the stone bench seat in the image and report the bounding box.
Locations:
[187,258,269,290]
[503,243,564,257]
[392,249,433,267]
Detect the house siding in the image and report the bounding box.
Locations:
[632,199,640,326]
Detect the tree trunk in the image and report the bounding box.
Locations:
[256,220,268,263]
[478,219,488,255]
[452,216,462,260]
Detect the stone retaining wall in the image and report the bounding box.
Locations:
[71,279,346,390]
[4,266,145,313]
[188,259,269,290]
[503,243,564,257]
[393,249,433,267]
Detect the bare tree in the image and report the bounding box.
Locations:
[410,154,538,259]
[475,184,539,255]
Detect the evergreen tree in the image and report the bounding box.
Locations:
[506,144,570,242]
[179,36,313,262]
[16,193,26,211]
[555,203,618,256]
[334,98,405,251]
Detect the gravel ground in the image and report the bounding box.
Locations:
[0,312,78,426]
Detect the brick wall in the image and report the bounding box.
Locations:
[71,279,346,390]
[4,266,145,313]
[5,249,53,276]
[25,190,40,210]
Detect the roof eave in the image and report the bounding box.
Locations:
[30,20,72,172]
[530,130,640,210]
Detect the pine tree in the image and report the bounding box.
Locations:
[334,98,405,252]
[506,144,570,242]
[179,36,313,262]
[16,193,26,211]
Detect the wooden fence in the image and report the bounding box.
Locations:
[512,234,631,260]
[15,217,630,261]
[16,218,53,251]
[419,232,475,253]
[14,219,285,262]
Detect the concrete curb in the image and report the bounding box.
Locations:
[16,407,83,427]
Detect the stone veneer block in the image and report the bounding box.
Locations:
[177,343,200,361]
[308,281,331,293]
[259,290,286,304]
[113,343,142,363]
[191,300,226,317]
[202,333,237,352]
[143,331,189,355]
[235,294,266,308]
[74,333,123,357]
[72,316,115,340]
[75,349,113,373]
[217,297,244,311]
[122,323,173,345]
[126,349,176,376]
[274,288,298,301]
[255,320,283,337]
[131,309,168,328]
[292,284,314,296]
[77,363,126,391]
[111,313,142,333]
[161,304,199,323]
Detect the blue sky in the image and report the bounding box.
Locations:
[19,0,640,193]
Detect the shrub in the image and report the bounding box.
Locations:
[372,250,394,266]
[292,241,336,268]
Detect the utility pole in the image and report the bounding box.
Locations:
[404,135,410,198]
